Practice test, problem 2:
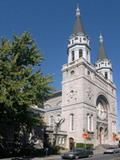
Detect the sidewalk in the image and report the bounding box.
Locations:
[0,155,61,160]
[33,155,61,160]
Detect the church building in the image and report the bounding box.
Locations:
[44,6,117,149]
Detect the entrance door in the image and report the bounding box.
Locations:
[99,127,104,144]
[69,137,74,150]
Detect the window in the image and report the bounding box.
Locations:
[58,137,61,144]
[71,51,75,61]
[57,114,61,121]
[87,114,90,131]
[75,37,78,40]
[91,115,93,132]
[83,38,86,41]
[87,70,90,75]
[50,116,54,126]
[79,49,83,58]
[61,137,65,144]
[87,51,89,61]
[71,70,75,75]
[87,114,93,132]
[105,72,108,79]
[70,114,74,131]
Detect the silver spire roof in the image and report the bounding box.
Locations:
[97,34,108,61]
[72,6,85,35]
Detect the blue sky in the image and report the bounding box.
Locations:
[0,0,120,129]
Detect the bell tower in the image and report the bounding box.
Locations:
[95,34,113,82]
[61,6,92,148]
[67,6,91,64]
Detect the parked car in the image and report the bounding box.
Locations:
[61,148,93,159]
[86,148,94,156]
[104,147,120,154]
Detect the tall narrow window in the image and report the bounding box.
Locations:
[90,115,93,132]
[70,114,74,131]
[105,72,108,79]
[79,49,83,58]
[87,114,90,131]
[89,115,91,131]
[58,137,61,144]
[62,137,65,144]
[50,115,54,126]
[71,51,75,61]
[57,114,61,122]
[87,114,93,132]
[87,51,89,61]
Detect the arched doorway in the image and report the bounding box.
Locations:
[99,127,104,144]
[96,95,109,145]
[69,137,74,150]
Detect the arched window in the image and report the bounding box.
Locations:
[50,115,54,126]
[87,114,93,132]
[58,137,61,144]
[87,114,90,131]
[71,70,75,75]
[75,37,78,40]
[105,72,108,79]
[62,137,65,144]
[70,114,74,131]
[71,51,75,61]
[57,114,61,122]
[96,95,108,121]
[79,49,83,58]
[87,51,89,61]
[91,115,93,132]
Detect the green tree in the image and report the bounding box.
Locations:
[0,32,53,153]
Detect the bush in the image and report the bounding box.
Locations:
[51,146,61,155]
[76,143,93,149]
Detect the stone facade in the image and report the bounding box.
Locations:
[44,6,117,149]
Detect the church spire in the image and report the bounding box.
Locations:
[97,33,108,61]
[95,34,113,82]
[67,5,91,64]
[72,5,85,35]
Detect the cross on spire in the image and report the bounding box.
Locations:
[76,4,80,17]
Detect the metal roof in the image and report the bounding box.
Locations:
[72,6,85,35]
[97,34,108,61]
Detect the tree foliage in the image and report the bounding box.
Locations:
[0,32,53,152]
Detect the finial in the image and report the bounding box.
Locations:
[76,4,80,16]
[99,33,103,43]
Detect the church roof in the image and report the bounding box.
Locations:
[72,6,85,35]
[97,34,108,61]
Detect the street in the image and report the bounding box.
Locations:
[1,153,120,160]
[37,153,120,160]
[81,153,120,160]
